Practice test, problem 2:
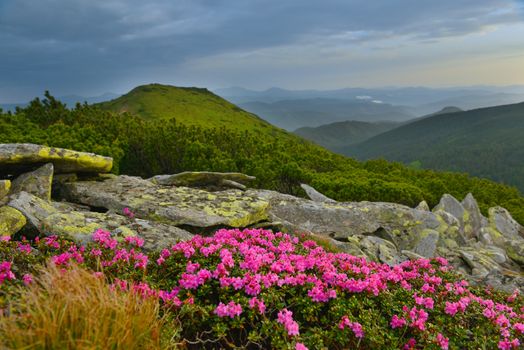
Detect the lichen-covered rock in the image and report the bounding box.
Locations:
[11,163,54,200]
[0,180,11,201]
[56,175,270,228]
[481,270,524,294]
[0,206,26,236]
[149,171,255,190]
[8,191,58,235]
[461,193,484,239]
[0,143,112,174]
[41,211,193,251]
[433,194,465,227]
[300,184,336,203]
[459,249,502,278]
[505,240,524,267]
[413,229,439,258]
[488,206,523,241]
[415,200,430,211]
[257,190,440,251]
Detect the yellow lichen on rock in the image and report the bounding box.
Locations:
[0,180,11,200]
[0,144,112,173]
[0,206,26,236]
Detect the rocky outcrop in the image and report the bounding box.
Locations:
[0,143,113,174]
[1,143,524,292]
[56,175,270,229]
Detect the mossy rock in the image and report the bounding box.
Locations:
[56,175,270,229]
[0,206,26,237]
[41,211,193,251]
[0,180,11,201]
[0,143,113,175]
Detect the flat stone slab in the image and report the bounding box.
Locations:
[0,143,113,174]
[56,175,270,228]
[150,171,255,189]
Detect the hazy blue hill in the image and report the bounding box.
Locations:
[239,98,414,130]
[294,120,400,150]
[344,101,524,191]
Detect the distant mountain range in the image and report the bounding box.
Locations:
[343,102,524,192]
[0,93,119,112]
[215,86,524,123]
[238,98,414,130]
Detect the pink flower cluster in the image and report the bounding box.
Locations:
[339,315,364,338]
[277,309,300,336]
[214,301,243,318]
[0,261,15,285]
[2,228,524,349]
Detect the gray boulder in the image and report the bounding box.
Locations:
[433,194,465,227]
[415,200,430,211]
[0,180,10,202]
[413,229,440,258]
[461,193,484,240]
[488,207,523,241]
[11,163,54,201]
[8,191,58,235]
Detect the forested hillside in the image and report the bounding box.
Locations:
[344,102,524,192]
[1,90,523,224]
[294,120,399,150]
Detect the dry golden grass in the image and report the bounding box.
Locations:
[0,264,177,350]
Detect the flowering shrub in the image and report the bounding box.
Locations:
[1,228,523,349]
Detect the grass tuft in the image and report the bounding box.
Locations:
[0,264,175,350]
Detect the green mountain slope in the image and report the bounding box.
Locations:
[97,84,284,136]
[294,120,399,150]
[344,102,524,191]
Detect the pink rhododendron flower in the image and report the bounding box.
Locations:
[339,315,364,338]
[22,273,33,285]
[123,207,135,219]
[391,315,407,329]
[214,301,243,318]
[436,333,449,350]
[278,309,300,336]
[295,342,308,350]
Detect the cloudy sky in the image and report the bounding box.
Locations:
[1,0,524,101]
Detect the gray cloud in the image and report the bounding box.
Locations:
[0,0,523,101]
